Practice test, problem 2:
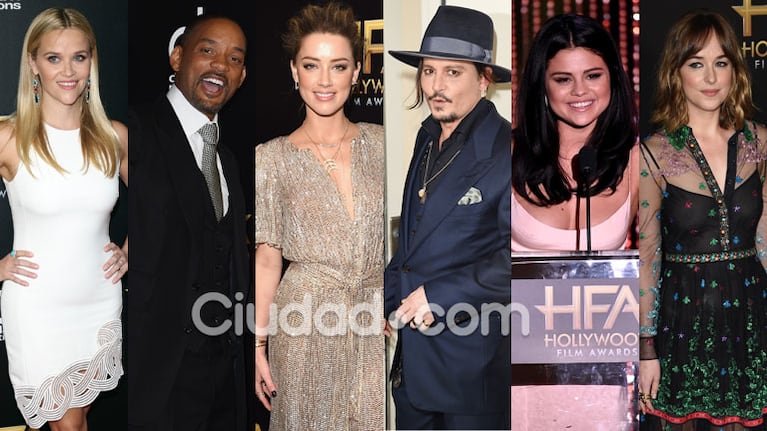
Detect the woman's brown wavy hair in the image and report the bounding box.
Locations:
[652,9,753,132]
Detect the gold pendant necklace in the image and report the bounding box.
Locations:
[305,120,350,174]
[419,140,462,204]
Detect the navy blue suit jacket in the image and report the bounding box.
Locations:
[385,101,511,415]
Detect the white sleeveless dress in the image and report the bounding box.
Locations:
[1,124,123,428]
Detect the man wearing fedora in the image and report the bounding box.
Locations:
[384,5,511,430]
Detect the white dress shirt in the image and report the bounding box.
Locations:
[166,85,230,215]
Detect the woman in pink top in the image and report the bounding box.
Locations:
[511,14,639,252]
[510,13,640,431]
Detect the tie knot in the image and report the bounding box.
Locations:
[198,122,218,146]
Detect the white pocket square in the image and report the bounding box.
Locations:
[457,187,482,206]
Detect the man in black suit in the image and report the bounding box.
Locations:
[127,14,249,431]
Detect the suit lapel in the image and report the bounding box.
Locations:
[404,111,503,259]
[152,98,207,232]
[399,132,430,254]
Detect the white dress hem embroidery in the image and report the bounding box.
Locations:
[14,319,123,429]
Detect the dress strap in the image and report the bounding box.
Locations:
[640,140,666,188]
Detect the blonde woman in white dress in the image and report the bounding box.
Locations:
[0,8,128,431]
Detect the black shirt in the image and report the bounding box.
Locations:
[417,98,491,203]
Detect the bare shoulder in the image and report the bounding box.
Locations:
[0,120,18,177]
[0,120,13,138]
[0,121,16,155]
[110,119,128,140]
[110,119,128,151]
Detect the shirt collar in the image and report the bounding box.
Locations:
[166,84,219,140]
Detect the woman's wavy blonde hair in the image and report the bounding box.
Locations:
[1,7,120,176]
[652,9,753,132]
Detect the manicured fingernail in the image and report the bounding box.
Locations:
[271,391,277,398]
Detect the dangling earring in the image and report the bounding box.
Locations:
[33,77,39,105]
[544,95,549,108]
[294,80,299,90]
[85,77,91,104]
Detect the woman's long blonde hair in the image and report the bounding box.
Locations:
[1,7,120,176]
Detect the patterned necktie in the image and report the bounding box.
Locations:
[198,122,223,221]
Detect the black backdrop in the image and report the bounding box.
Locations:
[640,0,767,137]
[0,0,128,429]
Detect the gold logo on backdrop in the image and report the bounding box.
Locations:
[733,0,767,37]
[357,19,384,75]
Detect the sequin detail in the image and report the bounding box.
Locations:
[664,247,757,263]
[255,122,385,430]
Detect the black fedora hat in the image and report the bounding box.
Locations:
[388,5,511,83]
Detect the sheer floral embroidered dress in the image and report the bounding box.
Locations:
[638,123,767,429]
[1,124,122,428]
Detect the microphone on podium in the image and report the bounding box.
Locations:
[578,145,597,252]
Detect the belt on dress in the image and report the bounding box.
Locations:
[664,247,757,263]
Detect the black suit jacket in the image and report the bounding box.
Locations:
[127,96,249,427]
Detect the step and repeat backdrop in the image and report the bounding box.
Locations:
[0,0,128,429]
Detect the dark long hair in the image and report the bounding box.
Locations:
[512,13,637,206]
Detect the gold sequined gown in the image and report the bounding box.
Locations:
[255,122,385,430]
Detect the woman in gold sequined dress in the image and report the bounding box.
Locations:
[254,2,385,430]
